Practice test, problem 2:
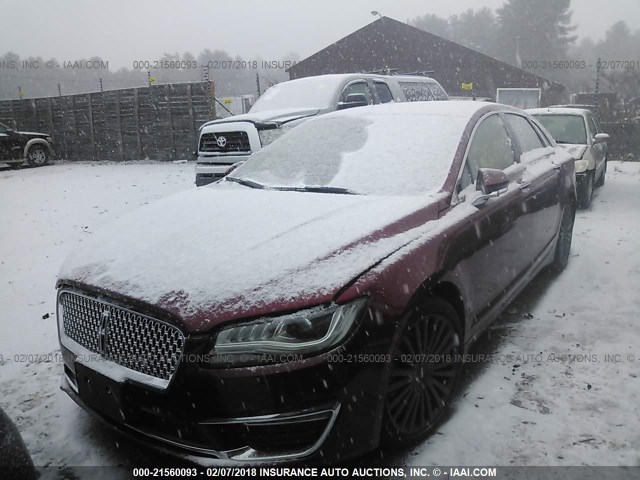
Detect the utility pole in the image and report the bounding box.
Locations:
[595,57,602,95]
[99,78,103,92]
[58,83,62,96]
[256,73,261,97]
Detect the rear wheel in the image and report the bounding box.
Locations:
[550,204,575,273]
[26,146,49,167]
[577,171,594,209]
[381,296,462,448]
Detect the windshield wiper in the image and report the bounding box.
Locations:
[275,186,359,195]
[225,176,267,190]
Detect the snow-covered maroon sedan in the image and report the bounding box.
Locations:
[56,102,576,464]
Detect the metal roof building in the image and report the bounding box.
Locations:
[288,17,567,106]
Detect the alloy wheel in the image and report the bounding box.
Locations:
[28,148,47,166]
[385,310,460,437]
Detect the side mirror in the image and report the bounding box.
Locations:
[476,168,509,195]
[593,133,610,144]
[337,93,369,110]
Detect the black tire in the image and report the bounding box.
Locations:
[577,171,594,209]
[595,158,607,187]
[0,407,37,480]
[26,145,49,167]
[550,204,575,273]
[381,296,462,448]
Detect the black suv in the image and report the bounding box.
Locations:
[0,121,54,168]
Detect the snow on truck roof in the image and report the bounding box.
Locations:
[250,73,441,113]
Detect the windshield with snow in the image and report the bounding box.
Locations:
[533,114,588,145]
[249,77,339,113]
[230,111,468,196]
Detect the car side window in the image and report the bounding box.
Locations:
[426,82,448,100]
[373,81,394,103]
[586,114,599,139]
[505,113,546,156]
[462,114,515,189]
[398,81,435,102]
[340,81,373,104]
[593,115,603,134]
[529,120,551,146]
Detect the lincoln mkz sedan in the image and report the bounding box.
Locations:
[56,102,576,464]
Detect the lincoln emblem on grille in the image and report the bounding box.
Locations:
[97,309,110,354]
[216,136,227,148]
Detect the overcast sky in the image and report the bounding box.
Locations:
[1,0,639,69]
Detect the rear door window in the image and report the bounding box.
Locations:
[339,81,373,105]
[373,81,394,103]
[505,113,546,156]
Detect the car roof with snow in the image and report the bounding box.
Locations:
[527,107,590,116]
[321,98,498,120]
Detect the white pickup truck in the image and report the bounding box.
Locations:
[194,73,448,186]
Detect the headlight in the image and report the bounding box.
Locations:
[207,298,368,367]
[574,159,589,173]
[257,128,284,147]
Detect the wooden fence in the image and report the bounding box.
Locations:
[0,82,216,161]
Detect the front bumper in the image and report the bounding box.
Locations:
[61,371,343,464]
[59,323,389,464]
[575,170,589,187]
[195,155,251,186]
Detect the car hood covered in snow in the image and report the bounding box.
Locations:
[557,143,588,160]
[59,182,439,332]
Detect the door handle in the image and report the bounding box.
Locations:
[499,210,514,234]
[519,182,531,191]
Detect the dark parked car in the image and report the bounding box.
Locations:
[56,102,576,464]
[0,121,54,168]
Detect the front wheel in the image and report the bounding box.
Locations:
[577,171,594,209]
[26,146,49,167]
[550,204,575,273]
[595,158,607,187]
[381,296,462,448]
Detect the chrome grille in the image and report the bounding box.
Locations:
[199,131,250,153]
[59,291,185,382]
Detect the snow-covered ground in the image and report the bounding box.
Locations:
[0,161,639,473]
